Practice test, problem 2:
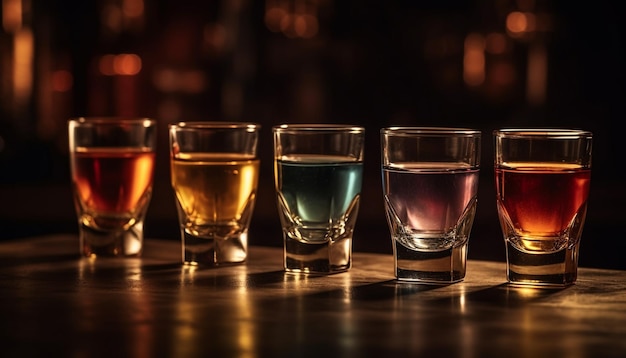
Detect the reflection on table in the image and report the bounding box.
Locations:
[0,234,624,357]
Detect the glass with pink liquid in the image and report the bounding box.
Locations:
[381,127,481,283]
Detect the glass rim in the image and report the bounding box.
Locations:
[69,117,156,125]
[381,126,480,136]
[494,128,592,139]
[273,124,364,133]
[169,121,260,130]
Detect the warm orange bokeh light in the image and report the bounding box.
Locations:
[463,33,485,86]
[2,0,22,32]
[122,0,144,18]
[114,54,142,75]
[485,32,508,54]
[265,7,287,33]
[52,70,73,92]
[152,68,206,94]
[99,54,142,76]
[265,4,318,39]
[98,55,116,76]
[507,12,527,33]
[507,11,536,35]
[13,28,33,104]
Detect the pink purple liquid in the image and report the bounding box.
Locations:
[383,163,479,250]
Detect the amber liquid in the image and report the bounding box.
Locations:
[72,147,155,226]
[496,162,590,247]
[496,162,591,286]
[171,153,259,264]
[171,153,259,229]
[72,146,155,257]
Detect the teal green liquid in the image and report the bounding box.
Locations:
[276,156,363,272]
[276,159,363,231]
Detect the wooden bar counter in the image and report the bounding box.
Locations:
[1,234,625,357]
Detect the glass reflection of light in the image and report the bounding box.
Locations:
[77,258,154,357]
[180,264,198,286]
[459,288,466,314]
[457,287,477,358]
[235,283,255,357]
[518,300,585,358]
[338,274,354,352]
[511,285,542,299]
[176,267,256,356]
[125,259,143,291]
[76,258,99,335]
[124,261,155,358]
[78,256,97,282]
[172,307,195,357]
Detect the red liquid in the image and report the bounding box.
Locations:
[72,147,155,214]
[496,163,591,237]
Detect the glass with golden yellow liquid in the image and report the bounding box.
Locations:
[169,122,260,265]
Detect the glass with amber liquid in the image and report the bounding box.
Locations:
[494,129,592,286]
[170,122,260,265]
[69,117,156,257]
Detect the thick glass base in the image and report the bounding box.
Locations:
[284,235,351,274]
[79,221,143,258]
[506,241,579,287]
[393,239,467,284]
[182,230,248,266]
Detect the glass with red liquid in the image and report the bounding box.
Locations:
[494,129,592,286]
[69,117,156,257]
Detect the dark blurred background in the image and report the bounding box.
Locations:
[0,0,624,269]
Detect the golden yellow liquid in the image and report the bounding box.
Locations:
[171,153,259,227]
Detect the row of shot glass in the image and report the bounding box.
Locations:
[68,118,592,287]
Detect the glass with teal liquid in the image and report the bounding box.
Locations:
[273,124,365,273]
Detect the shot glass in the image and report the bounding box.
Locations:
[494,129,592,286]
[169,122,260,265]
[381,127,481,283]
[68,117,156,258]
[273,124,365,274]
